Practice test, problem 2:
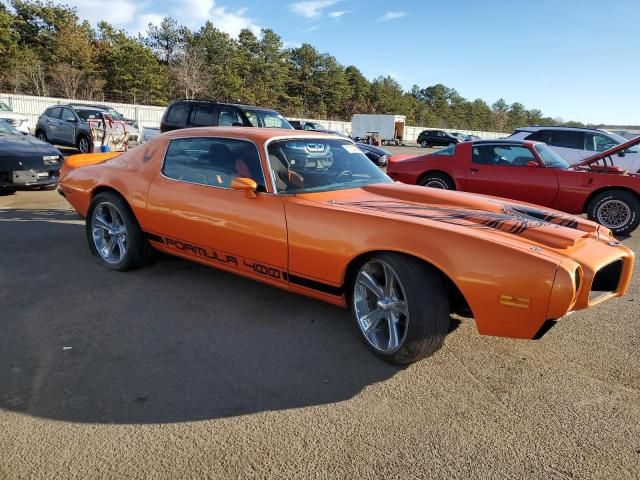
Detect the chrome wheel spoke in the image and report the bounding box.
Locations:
[386,313,400,350]
[93,214,111,231]
[116,235,126,259]
[382,262,395,297]
[358,271,384,299]
[361,309,383,332]
[388,300,408,317]
[102,236,117,257]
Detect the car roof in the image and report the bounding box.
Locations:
[514,125,607,134]
[162,126,348,142]
[169,99,278,112]
[67,105,106,111]
[472,139,539,147]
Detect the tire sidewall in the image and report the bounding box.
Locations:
[77,135,92,153]
[419,173,454,190]
[588,191,639,236]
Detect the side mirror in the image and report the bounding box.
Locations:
[618,151,626,158]
[231,177,258,198]
[526,161,539,167]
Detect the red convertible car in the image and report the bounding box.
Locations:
[387,137,640,235]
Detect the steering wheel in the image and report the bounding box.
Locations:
[336,170,353,181]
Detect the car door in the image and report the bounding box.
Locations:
[44,107,63,142]
[58,107,78,146]
[145,136,289,286]
[464,143,559,207]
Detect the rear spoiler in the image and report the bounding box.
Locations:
[573,135,640,168]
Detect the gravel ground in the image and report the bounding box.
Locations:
[0,188,638,480]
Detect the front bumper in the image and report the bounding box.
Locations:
[0,169,59,190]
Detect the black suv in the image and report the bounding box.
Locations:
[416,130,460,148]
[160,100,293,133]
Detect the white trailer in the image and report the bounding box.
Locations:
[351,114,406,145]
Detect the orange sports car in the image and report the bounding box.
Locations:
[59,127,635,364]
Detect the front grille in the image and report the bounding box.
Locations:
[590,259,623,301]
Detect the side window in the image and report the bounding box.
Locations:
[584,133,618,152]
[61,108,76,122]
[549,131,582,149]
[190,104,216,127]
[165,103,191,125]
[162,137,266,190]
[48,107,62,119]
[217,107,243,126]
[472,145,536,166]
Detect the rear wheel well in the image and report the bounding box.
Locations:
[583,187,640,213]
[343,251,472,317]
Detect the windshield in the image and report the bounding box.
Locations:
[107,108,124,119]
[534,143,570,168]
[243,109,293,129]
[0,119,21,135]
[267,138,392,193]
[0,101,11,112]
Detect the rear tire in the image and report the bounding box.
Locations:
[350,253,450,364]
[86,192,155,271]
[420,140,428,148]
[419,172,455,190]
[587,190,640,236]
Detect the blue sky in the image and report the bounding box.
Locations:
[65,0,639,124]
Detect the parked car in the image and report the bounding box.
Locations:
[289,119,345,137]
[356,142,391,167]
[387,138,640,235]
[0,100,30,134]
[36,105,128,153]
[417,130,460,148]
[0,119,62,194]
[59,127,634,364]
[160,100,293,133]
[68,103,140,145]
[509,126,640,172]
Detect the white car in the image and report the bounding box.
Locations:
[0,101,30,134]
[509,126,640,172]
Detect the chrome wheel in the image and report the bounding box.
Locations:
[91,202,127,264]
[37,132,47,142]
[78,136,90,153]
[424,178,449,189]
[597,199,631,229]
[420,141,428,148]
[354,259,409,353]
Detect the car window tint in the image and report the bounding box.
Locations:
[217,107,243,126]
[437,145,456,156]
[166,103,191,124]
[190,104,216,126]
[472,145,536,166]
[531,130,582,149]
[48,107,62,119]
[584,133,618,152]
[163,137,265,190]
[61,108,76,121]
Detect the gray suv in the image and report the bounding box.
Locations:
[35,105,100,153]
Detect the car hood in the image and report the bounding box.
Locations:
[297,182,602,251]
[0,134,62,170]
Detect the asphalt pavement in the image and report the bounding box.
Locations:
[0,184,638,479]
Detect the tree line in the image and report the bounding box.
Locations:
[0,0,590,131]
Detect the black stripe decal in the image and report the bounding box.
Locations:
[285,273,343,296]
[144,232,165,244]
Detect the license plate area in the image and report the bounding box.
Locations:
[12,170,38,184]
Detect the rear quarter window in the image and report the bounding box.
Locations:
[165,103,191,125]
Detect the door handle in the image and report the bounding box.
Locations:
[469,168,479,174]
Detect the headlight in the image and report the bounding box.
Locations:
[43,155,60,165]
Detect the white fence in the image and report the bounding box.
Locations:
[0,92,508,142]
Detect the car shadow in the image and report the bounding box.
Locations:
[1,208,443,424]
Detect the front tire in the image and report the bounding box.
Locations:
[419,172,455,190]
[350,253,450,364]
[587,190,639,236]
[86,192,154,271]
[36,130,48,142]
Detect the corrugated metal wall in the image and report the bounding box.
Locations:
[0,92,508,141]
